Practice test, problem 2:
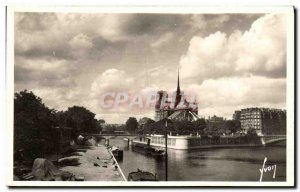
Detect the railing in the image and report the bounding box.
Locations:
[260,135,286,145]
[109,150,127,181]
[81,133,138,137]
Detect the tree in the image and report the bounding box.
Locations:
[222,120,241,134]
[125,117,138,133]
[14,90,105,163]
[192,118,206,133]
[98,119,105,124]
[96,119,105,132]
[138,117,155,129]
[206,120,241,136]
[103,124,116,133]
[173,120,193,134]
[247,128,258,136]
[14,90,56,159]
[61,106,100,137]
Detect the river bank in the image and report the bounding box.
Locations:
[14,143,125,181]
[59,145,124,181]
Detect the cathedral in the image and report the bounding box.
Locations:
[154,72,199,122]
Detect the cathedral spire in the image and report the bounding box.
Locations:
[176,70,181,94]
[174,70,181,108]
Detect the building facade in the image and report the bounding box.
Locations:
[154,72,198,121]
[234,108,286,135]
[232,110,241,121]
[208,115,225,123]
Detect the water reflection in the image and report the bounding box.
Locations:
[109,138,286,181]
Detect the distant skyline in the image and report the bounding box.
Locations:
[14,13,287,123]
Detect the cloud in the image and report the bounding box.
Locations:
[14,13,287,123]
[14,57,76,89]
[89,68,164,121]
[14,13,132,61]
[124,14,189,35]
[90,66,178,98]
[15,12,57,32]
[190,14,230,31]
[54,13,132,42]
[90,68,159,103]
[16,57,68,71]
[28,87,88,112]
[151,32,174,48]
[91,68,134,95]
[69,33,93,49]
[180,14,286,82]
[189,76,286,118]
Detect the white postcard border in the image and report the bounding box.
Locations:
[6,6,295,187]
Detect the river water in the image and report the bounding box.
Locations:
[108,138,286,181]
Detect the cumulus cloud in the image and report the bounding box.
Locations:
[28,87,89,112]
[14,12,287,123]
[188,76,286,118]
[91,68,134,95]
[89,68,166,122]
[180,14,286,82]
[54,13,132,42]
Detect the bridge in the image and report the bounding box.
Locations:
[81,133,138,138]
[81,133,138,146]
[260,135,286,145]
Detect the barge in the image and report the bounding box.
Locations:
[131,142,165,157]
[111,146,123,160]
[132,134,285,150]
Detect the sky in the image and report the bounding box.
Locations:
[14,12,287,123]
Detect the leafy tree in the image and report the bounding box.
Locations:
[139,118,206,135]
[125,117,138,133]
[98,119,105,124]
[206,120,241,136]
[102,124,116,133]
[192,118,206,132]
[247,128,258,136]
[61,106,101,137]
[14,90,105,164]
[14,90,56,159]
[151,119,173,134]
[223,120,241,134]
[173,120,193,134]
[138,117,155,129]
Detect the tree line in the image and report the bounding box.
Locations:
[14,90,103,160]
[138,118,242,136]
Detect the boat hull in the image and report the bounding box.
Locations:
[131,143,165,157]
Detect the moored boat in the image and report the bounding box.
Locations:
[111,146,123,160]
[131,145,150,155]
[127,169,157,181]
[149,148,165,156]
[131,142,165,157]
